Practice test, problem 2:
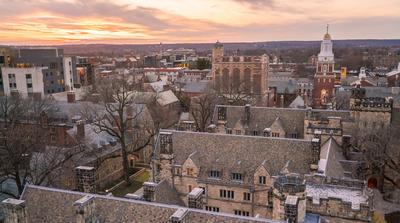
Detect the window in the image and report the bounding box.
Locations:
[186,168,193,176]
[174,167,181,175]
[220,189,234,199]
[290,133,298,139]
[243,192,251,201]
[205,206,219,212]
[271,132,280,137]
[231,173,243,181]
[235,130,242,135]
[234,210,250,217]
[188,185,192,193]
[26,74,33,92]
[209,170,220,178]
[50,62,57,69]
[252,130,258,136]
[226,128,232,134]
[259,176,266,185]
[199,186,206,195]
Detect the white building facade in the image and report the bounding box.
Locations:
[1,67,46,97]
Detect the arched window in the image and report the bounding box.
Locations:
[244,68,251,94]
[222,68,229,91]
[214,69,221,91]
[232,68,240,92]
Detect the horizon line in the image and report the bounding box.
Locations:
[1,38,400,47]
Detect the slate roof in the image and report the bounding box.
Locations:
[157,90,179,106]
[19,184,282,223]
[159,131,314,184]
[289,95,305,108]
[213,105,351,138]
[318,137,346,179]
[181,81,211,93]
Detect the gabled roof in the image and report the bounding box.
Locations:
[289,95,305,108]
[318,137,346,178]
[156,90,179,106]
[213,105,351,138]
[158,131,314,184]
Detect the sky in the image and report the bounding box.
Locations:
[0,0,399,45]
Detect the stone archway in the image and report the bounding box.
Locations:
[368,177,378,188]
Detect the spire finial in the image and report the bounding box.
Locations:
[326,24,329,34]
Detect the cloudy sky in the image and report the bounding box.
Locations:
[0,0,399,45]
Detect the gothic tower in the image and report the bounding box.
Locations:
[313,25,335,108]
[212,40,224,62]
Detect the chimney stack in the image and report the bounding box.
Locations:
[67,91,76,103]
[311,138,321,170]
[77,120,85,140]
[342,135,352,159]
[1,198,27,223]
[143,182,157,202]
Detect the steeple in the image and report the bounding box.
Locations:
[318,25,334,62]
[323,24,331,40]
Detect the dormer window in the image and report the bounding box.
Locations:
[226,128,232,134]
[271,132,280,137]
[186,168,193,176]
[209,170,221,179]
[231,173,243,181]
[252,130,258,136]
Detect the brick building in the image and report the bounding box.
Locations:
[313,28,336,108]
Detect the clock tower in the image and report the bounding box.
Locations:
[313,25,335,108]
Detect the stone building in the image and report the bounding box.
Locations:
[212,104,351,143]
[212,41,269,101]
[0,184,283,223]
[151,130,372,222]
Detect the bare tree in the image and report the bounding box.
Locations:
[334,91,351,110]
[215,78,253,105]
[0,95,81,197]
[82,77,155,184]
[356,126,400,190]
[190,90,218,132]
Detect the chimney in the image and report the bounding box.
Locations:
[75,166,96,193]
[170,208,188,223]
[76,120,85,140]
[67,91,76,103]
[311,138,321,170]
[244,104,251,125]
[74,195,96,223]
[1,198,27,223]
[263,128,271,137]
[188,187,204,209]
[143,182,157,202]
[342,135,352,159]
[284,195,303,223]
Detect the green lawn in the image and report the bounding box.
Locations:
[111,170,150,197]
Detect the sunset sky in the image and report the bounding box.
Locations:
[0,0,399,45]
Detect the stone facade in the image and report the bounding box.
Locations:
[152,130,373,222]
[212,42,269,97]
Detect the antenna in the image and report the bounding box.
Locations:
[326,24,329,33]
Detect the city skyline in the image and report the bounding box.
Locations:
[0,0,399,45]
